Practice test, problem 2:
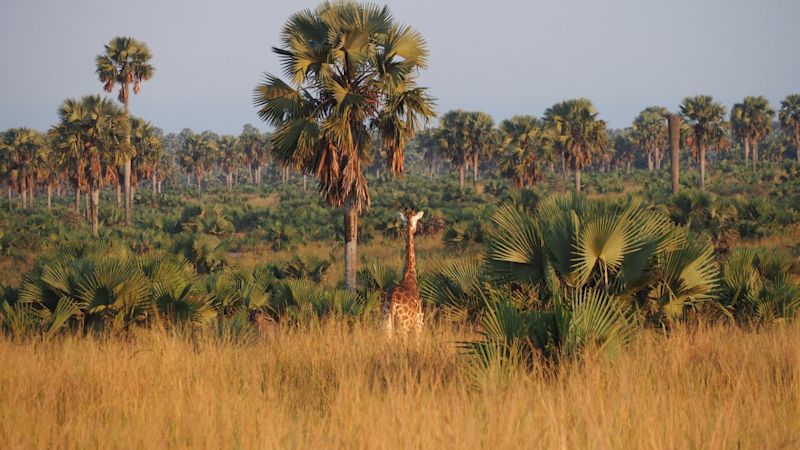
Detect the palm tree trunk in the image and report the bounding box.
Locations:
[752,139,759,172]
[647,150,653,172]
[668,114,681,195]
[196,172,202,193]
[343,199,358,292]
[84,192,89,219]
[47,185,52,211]
[574,161,582,194]
[152,173,157,195]
[29,182,34,209]
[7,187,12,211]
[75,186,81,213]
[700,145,706,191]
[459,165,465,190]
[90,188,100,237]
[655,147,662,170]
[21,184,27,209]
[472,151,479,186]
[116,184,122,210]
[744,139,750,164]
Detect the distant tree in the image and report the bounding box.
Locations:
[130,118,163,196]
[0,128,44,209]
[498,115,545,188]
[96,36,154,226]
[680,96,727,191]
[178,130,218,194]
[240,124,270,185]
[50,95,131,235]
[465,111,496,186]
[544,98,607,194]
[731,96,774,170]
[631,106,669,171]
[609,128,636,173]
[218,135,241,192]
[439,110,471,190]
[779,94,800,162]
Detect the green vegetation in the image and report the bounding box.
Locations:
[1,0,800,422]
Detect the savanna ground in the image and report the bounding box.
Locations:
[1,323,798,449]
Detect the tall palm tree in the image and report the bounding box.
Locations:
[0,128,44,209]
[680,96,727,191]
[731,96,774,170]
[50,95,131,236]
[95,36,154,226]
[779,94,800,162]
[253,2,435,290]
[544,98,607,194]
[631,106,669,171]
[498,115,545,188]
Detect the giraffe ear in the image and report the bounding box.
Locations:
[398,212,407,224]
[412,211,425,223]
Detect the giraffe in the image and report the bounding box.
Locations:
[382,209,425,338]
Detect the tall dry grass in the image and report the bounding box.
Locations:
[1,323,799,449]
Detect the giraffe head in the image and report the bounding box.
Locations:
[399,209,425,234]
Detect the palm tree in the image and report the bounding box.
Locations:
[779,94,800,162]
[731,96,774,170]
[253,2,435,291]
[465,111,496,186]
[498,115,545,188]
[680,96,727,191]
[240,124,270,185]
[50,95,131,236]
[218,135,241,192]
[0,128,44,209]
[95,36,154,226]
[130,118,163,196]
[439,110,471,190]
[631,106,669,171]
[178,131,218,194]
[544,99,607,194]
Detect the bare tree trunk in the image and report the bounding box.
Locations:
[752,139,759,172]
[655,147,662,170]
[29,182,34,209]
[7,187,12,211]
[21,184,27,209]
[700,145,706,191]
[574,161,582,194]
[47,185,52,211]
[668,114,681,195]
[472,151,479,186]
[75,186,81,213]
[91,188,100,237]
[124,158,132,226]
[627,161,631,174]
[744,139,750,164]
[343,200,358,292]
[116,184,122,210]
[157,180,162,194]
[84,192,89,220]
[152,173,157,195]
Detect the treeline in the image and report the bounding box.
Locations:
[418,95,800,193]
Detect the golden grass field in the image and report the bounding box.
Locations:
[1,322,798,449]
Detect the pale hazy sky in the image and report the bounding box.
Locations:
[1,0,798,134]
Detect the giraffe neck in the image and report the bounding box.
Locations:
[402,226,417,286]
